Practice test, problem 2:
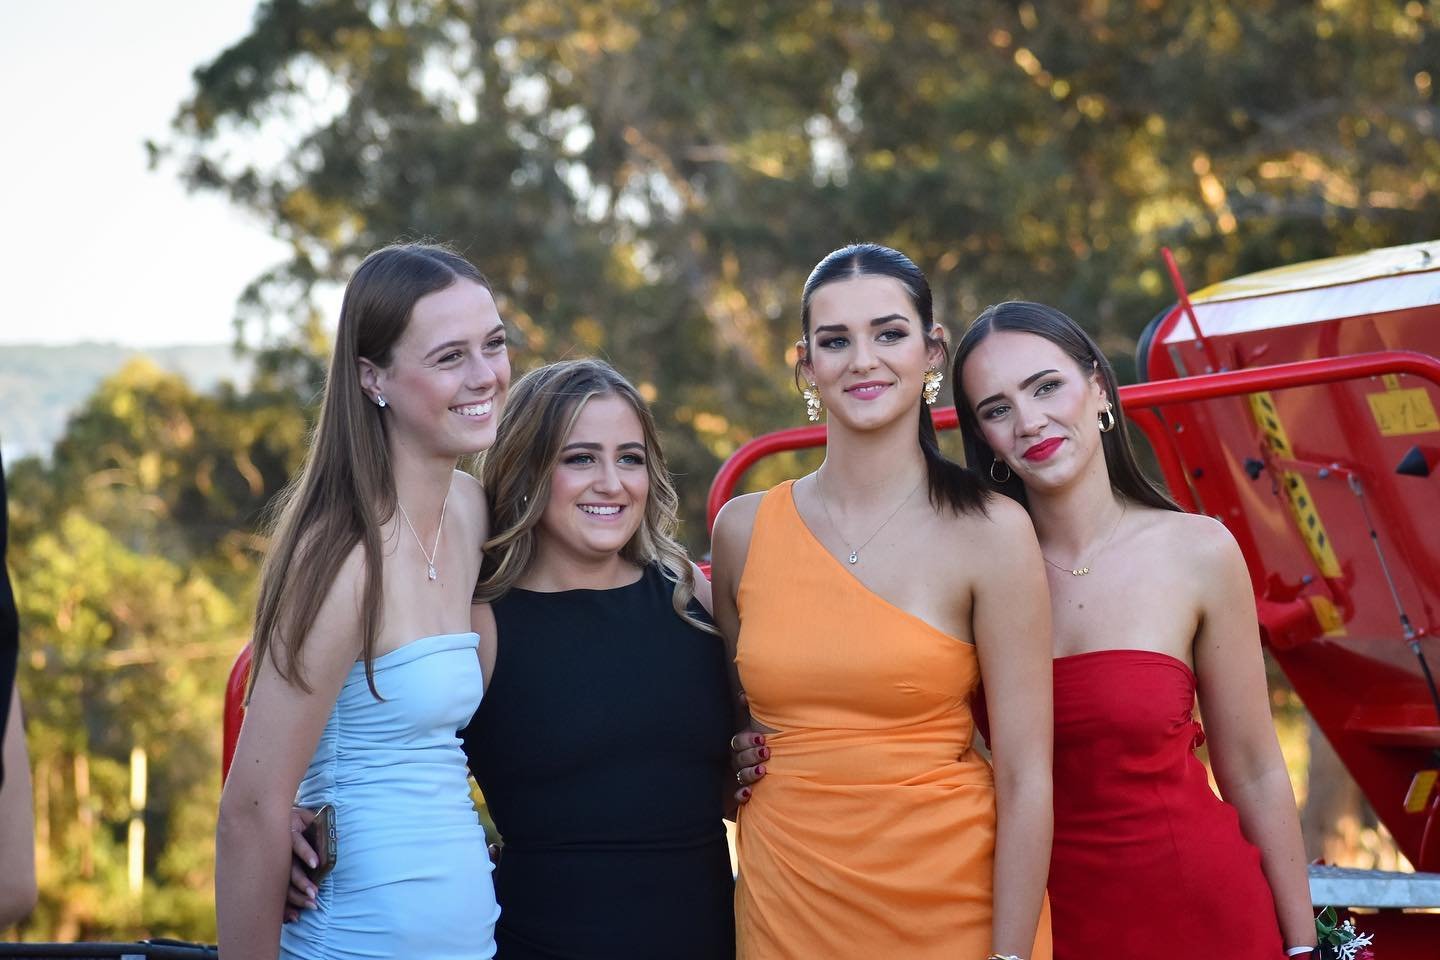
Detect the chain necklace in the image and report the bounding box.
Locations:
[396,486,451,581]
[815,471,925,565]
[1043,501,1126,577]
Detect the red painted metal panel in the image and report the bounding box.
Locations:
[222,645,252,784]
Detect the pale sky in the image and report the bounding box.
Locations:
[0,1,290,346]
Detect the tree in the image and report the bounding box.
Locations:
[160,2,1440,541]
[6,359,313,939]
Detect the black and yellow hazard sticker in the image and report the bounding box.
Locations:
[1248,391,1344,583]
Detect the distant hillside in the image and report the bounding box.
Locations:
[0,342,253,463]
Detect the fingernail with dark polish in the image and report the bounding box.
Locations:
[758,746,769,760]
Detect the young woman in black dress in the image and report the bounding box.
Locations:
[464,358,736,959]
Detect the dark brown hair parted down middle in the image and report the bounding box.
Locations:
[952,299,1180,514]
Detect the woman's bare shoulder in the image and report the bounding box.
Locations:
[712,491,766,544]
[1144,507,1237,556]
[936,491,1035,545]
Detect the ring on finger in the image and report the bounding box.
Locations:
[736,770,745,785]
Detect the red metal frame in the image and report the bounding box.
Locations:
[705,350,1440,530]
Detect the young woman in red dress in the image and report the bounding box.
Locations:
[952,301,1317,959]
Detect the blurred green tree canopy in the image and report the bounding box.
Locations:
[159,0,1440,535]
[9,0,1438,939]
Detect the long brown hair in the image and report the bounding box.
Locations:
[952,300,1180,513]
[250,242,492,700]
[798,243,987,516]
[475,359,714,634]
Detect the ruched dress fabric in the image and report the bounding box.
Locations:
[1050,649,1283,959]
[464,564,736,960]
[733,482,1051,960]
[280,632,499,960]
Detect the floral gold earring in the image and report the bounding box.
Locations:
[803,383,822,422]
[922,368,943,406]
[1098,404,1116,433]
[990,459,1012,484]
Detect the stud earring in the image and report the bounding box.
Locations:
[803,384,822,422]
[922,368,943,406]
[990,459,1012,484]
[376,394,388,408]
[1098,404,1116,433]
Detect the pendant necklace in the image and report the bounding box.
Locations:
[815,471,925,565]
[397,485,451,581]
[1043,501,1126,577]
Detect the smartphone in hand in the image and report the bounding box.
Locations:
[301,803,338,884]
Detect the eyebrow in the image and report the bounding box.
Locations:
[561,441,647,452]
[812,313,911,335]
[974,368,1061,409]
[424,323,506,359]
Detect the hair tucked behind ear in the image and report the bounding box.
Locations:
[952,300,1180,513]
[798,242,987,516]
[476,359,715,635]
[250,242,492,701]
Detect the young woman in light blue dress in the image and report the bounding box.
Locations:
[216,242,510,960]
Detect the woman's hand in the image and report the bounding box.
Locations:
[283,806,320,923]
[730,729,768,804]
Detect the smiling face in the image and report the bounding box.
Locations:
[801,274,943,431]
[960,329,1109,492]
[536,393,650,565]
[360,277,510,459]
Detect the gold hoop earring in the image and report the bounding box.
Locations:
[990,459,1012,484]
[803,384,822,422]
[1098,405,1116,433]
[922,368,943,406]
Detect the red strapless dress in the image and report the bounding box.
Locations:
[1051,649,1284,959]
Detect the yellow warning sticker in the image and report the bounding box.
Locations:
[1307,595,1346,636]
[1367,387,1440,436]
[1405,770,1438,814]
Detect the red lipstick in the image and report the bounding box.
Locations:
[1022,437,1064,462]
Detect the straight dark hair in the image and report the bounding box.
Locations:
[798,243,987,516]
[952,300,1180,513]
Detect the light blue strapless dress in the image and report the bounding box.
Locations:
[280,632,499,960]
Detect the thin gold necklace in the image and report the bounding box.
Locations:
[396,486,451,582]
[815,471,925,565]
[1043,501,1126,577]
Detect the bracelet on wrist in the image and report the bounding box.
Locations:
[1284,948,1316,957]
[986,954,1026,960]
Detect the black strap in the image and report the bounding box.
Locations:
[0,447,18,788]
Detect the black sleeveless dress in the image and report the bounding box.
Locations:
[463,564,736,959]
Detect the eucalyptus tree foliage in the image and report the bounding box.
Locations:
[163,0,1440,539]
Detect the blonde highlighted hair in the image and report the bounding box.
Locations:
[475,359,713,634]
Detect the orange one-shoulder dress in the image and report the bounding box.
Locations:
[733,482,1051,959]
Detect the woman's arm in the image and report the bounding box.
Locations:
[216,548,366,960]
[709,493,764,729]
[0,683,36,927]
[971,499,1053,958]
[710,494,768,811]
[1192,522,1316,950]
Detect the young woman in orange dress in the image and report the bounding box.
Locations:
[953,301,1316,959]
[712,244,1053,960]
